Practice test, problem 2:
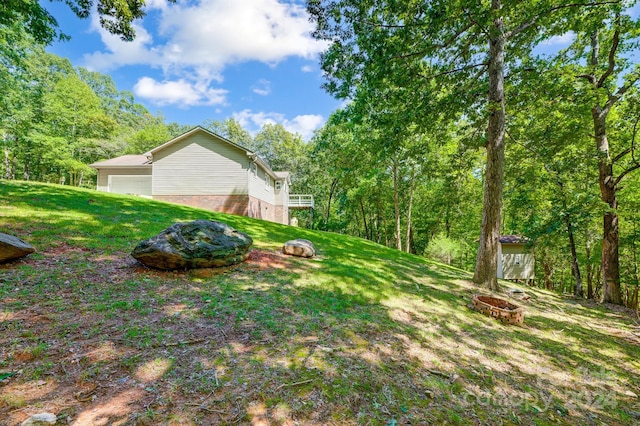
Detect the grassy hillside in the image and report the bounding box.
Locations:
[1,180,639,425]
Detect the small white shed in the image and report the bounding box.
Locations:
[497,235,535,281]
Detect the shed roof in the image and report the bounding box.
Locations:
[90,155,151,168]
[499,235,530,244]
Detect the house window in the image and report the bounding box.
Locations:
[275,181,282,191]
[514,254,522,265]
[265,176,272,191]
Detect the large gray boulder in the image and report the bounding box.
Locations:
[0,232,35,263]
[283,239,316,258]
[131,220,252,270]
[21,413,57,426]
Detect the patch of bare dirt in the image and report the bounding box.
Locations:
[0,248,310,425]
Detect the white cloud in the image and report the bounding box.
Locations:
[157,0,324,68]
[533,31,576,58]
[233,110,284,130]
[83,21,162,71]
[540,32,575,46]
[287,114,325,138]
[252,79,271,96]
[82,0,327,107]
[233,109,324,140]
[133,77,228,107]
[301,65,314,73]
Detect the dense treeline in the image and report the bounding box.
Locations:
[3,1,640,308]
[304,0,640,307]
[0,28,312,192]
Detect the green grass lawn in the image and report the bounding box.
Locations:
[1,180,639,425]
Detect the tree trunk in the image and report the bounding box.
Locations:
[405,168,415,253]
[543,260,554,290]
[376,197,389,246]
[567,217,583,297]
[586,239,594,299]
[551,172,583,297]
[23,153,30,181]
[556,183,582,297]
[359,198,370,240]
[473,0,505,292]
[325,178,339,229]
[594,107,622,304]
[392,159,402,251]
[632,221,639,310]
[4,146,11,180]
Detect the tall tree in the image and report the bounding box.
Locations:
[307,0,615,290]
[506,57,599,298]
[561,9,640,304]
[253,123,310,173]
[202,118,254,148]
[37,74,116,185]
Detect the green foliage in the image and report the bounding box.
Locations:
[1,0,176,45]
[202,118,253,148]
[424,235,466,266]
[126,121,172,154]
[0,40,167,186]
[253,123,310,173]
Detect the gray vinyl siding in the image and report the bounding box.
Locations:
[152,133,249,196]
[248,164,276,204]
[96,167,151,192]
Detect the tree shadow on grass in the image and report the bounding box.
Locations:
[2,181,639,424]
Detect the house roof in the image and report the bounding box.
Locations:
[146,126,287,181]
[499,235,530,244]
[275,171,291,183]
[146,126,249,156]
[90,155,151,168]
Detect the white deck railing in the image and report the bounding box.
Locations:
[288,194,314,209]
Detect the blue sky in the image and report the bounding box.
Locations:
[42,1,638,141]
[44,0,342,140]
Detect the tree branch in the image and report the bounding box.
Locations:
[577,74,597,86]
[596,15,621,88]
[388,20,476,61]
[419,62,488,80]
[614,114,640,187]
[603,70,640,114]
[431,21,476,50]
[463,8,489,39]
[632,114,640,165]
[613,163,640,187]
[505,1,621,39]
[612,147,632,163]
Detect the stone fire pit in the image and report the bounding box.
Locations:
[471,294,525,325]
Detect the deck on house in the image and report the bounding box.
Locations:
[288,194,314,209]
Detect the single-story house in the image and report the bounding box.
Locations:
[497,235,535,281]
[90,127,312,225]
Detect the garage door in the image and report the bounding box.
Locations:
[108,175,152,196]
